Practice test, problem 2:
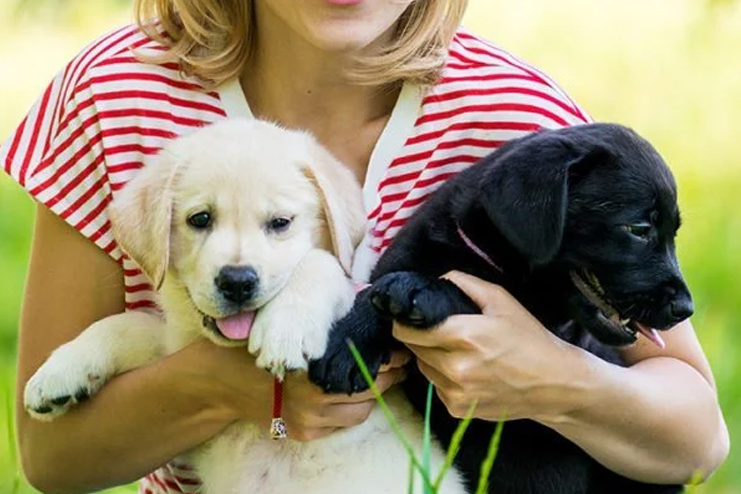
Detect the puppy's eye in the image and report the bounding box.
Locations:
[267,216,293,233]
[624,223,652,239]
[188,211,212,230]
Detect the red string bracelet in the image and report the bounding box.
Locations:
[270,377,287,440]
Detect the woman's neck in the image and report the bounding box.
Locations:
[239,3,402,182]
[242,4,398,127]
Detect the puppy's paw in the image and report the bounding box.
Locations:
[248,302,329,378]
[309,291,392,394]
[246,249,355,379]
[369,272,465,329]
[308,330,390,395]
[24,343,111,421]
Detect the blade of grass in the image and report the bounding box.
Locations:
[433,400,478,491]
[347,341,435,491]
[684,471,705,494]
[422,382,433,494]
[473,414,506,494]
[408,456,415,494]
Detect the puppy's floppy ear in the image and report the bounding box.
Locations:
[302,139,366,275]
[481,131,611,266]
[108,151,182,289]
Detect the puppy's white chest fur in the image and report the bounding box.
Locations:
[191,390,464,494]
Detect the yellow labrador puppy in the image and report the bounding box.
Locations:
[24,119,466,494]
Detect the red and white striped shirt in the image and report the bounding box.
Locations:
[1,23,588,494]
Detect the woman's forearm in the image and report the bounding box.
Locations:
[16,341,258,494]
[537,348,730,484]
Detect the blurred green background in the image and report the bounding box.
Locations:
[1,0,739,492]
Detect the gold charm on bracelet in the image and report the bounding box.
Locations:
[271,417,287,440]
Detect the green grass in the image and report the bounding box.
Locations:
[1,0,740,492]
[347,342,504,494]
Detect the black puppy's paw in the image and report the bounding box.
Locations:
[370,271,478,329]
[309,294,392,394]
[309,333,390,395]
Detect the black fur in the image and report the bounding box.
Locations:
[309,123,692,494]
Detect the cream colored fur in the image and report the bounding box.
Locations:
[23,120,466,494]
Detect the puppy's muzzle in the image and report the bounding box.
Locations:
[657,281,694,327]
[669,295,694,323]
[215,265,259,305]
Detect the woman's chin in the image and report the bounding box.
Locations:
[303,22,392,54]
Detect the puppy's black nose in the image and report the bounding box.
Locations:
[669,294,694,324]
[215,266,259,305]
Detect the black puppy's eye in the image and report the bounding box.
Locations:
[188,211,212,229]
[624,223,652,239]
[267,216,293,233]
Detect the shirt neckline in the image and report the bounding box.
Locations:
[215,78,423,213]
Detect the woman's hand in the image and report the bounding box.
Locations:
[282,350,410,441]
[203,341,410,441]
[392,271,581,422]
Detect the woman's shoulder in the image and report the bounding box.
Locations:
[421,28,591,130]
[0,23,226,276]
[1,22,227,190]
[51,22,224,114]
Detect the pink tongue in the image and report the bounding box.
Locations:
[635,322,666,349]
[215,311,256,340]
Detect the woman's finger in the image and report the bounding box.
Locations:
[392,322,447,347]
[319,367,407,404]
[378,349,412,372]
[323,401,376,428]
[442,270,510,314]
[374,366,407,392]
[393,315,487,350]
[289,426,339,443]
[414,356,460,393]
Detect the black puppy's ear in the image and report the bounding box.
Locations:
[481,132,611,266]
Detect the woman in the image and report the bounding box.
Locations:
[2,0,728,493]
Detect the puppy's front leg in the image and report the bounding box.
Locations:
[370,271,479,329]
[248,249,355,378]
[309,271,480,393]
[24,310,164,421]
[308,272,479,395]
[308,287,395,394]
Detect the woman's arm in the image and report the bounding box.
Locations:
[16,204,252,493]
[16,205,405,494]
[392,271,729,484]
[539,320,729,483]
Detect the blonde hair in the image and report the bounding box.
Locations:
[134,0,468,87]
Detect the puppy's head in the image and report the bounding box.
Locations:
[479,123,693,347]
[109,119,364,345]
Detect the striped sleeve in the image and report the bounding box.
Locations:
[449,31,592,127]
[140,463,203,494]
[0,29,135,262]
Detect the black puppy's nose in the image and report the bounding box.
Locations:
[670,295,694,324]
[215,266,259,304]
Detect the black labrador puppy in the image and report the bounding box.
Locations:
[309,123,693,494]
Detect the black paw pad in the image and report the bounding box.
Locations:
[370,272,437,328]
[51,395,71,406]
[406,305,426,326]
[370,292,390,314]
